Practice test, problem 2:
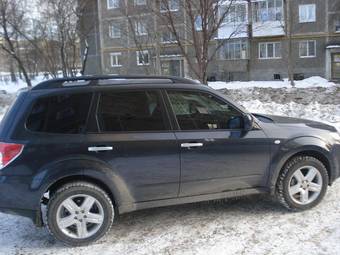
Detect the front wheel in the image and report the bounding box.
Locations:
[276,156,329,211]
[47,182,114,246]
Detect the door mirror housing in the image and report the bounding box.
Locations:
[243,114,254,131]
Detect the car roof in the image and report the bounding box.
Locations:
[32,75,202,91]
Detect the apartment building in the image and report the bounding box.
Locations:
[81,0,340,81]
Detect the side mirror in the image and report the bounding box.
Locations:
[243,114,254,131]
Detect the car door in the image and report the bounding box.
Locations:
[84,89,180,203]
[165,89,271,197]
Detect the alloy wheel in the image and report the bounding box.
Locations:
[56,194,105,239]
[288,166,323,205]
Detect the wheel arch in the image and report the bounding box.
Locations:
[268,137,335,194]
[44,175,117,209]
[34,157,134,221]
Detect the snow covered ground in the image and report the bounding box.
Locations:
[209,76,337,90]
[0,77,339,254]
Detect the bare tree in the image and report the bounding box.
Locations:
[283,0,295,86]
[39,0,93,77]
[114,1,161,75]
[0,0,32,86]
[148,0,242,84]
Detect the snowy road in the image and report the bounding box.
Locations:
[0,180,339,255]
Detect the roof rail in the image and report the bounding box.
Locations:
[32,75,199,90]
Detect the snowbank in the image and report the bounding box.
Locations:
[0,75,45,94]
[209,76,337,90]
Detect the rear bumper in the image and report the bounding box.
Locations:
[0,175,42,226]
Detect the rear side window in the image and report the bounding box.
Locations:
[26,93,92,134]
[98,90,168,132]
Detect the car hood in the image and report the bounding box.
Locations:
[253,113,338,133]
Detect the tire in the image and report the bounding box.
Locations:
[276,156,329,211]
[47,181,114,246]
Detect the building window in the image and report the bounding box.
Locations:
[110,52,122,67]
[336,25,340,33]
[161,31,177,43]
[195,15,203,31]
[135,21,148,35]
[109,24,121,38]
[299,40,316,58]
[134,0,146,5]
[107,0,119,9]
[137,50,150,65]
[253,0,283,22]
[222,4,247,24]
[221,41,248,60]
[259,42,281,59]
[160,0,179,12]
[299,4,316,23]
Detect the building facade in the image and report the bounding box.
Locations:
[81,0,340,81]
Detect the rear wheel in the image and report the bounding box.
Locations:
[47,182,114,246]
[276,156,329,211]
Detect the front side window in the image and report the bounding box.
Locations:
[259,42,281,59]
[26,93,92,134]
[299,40,316,58]
[167,91,244,130]
[299,4,316,23]
[98,91,168,132]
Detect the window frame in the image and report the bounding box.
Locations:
[160,0,179,12]
[134,20,148,36]
[221,40,248,60]
[94,89,172,134]
[107,0,119,9]
[299,40,316,58]
[164,88,247,132]
[136,50,150,66]
[258,42,281,59]
[24,91,95,136]
[134,0,146,6]
[110,52,123,67]
[109,23,121,38]
[299,4,316,23]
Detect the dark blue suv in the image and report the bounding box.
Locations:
[0,76,339,246]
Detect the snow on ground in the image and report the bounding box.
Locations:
[0,74,45,93]
[209,76,337,90]
[0,77,339,254]
[240,100,340,132]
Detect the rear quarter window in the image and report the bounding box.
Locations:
[26,93,92,134]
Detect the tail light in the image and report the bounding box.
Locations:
[0,142,24,169]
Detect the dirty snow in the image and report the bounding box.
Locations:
[0,77,339,254]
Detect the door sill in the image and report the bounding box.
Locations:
[118,187,267,214]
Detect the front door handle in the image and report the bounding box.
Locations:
[181,143,204,148]
[88,146,113,152]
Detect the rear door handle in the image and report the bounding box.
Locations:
[88,146,113,152]
[181,143,204,148]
